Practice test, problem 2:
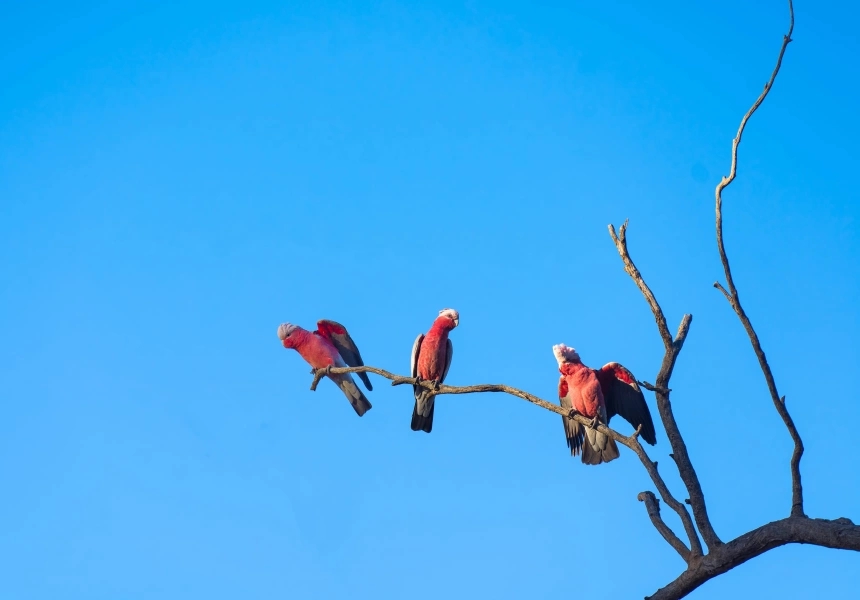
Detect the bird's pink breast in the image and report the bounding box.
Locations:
[417,333,447,380]
[295,331,340,369]
[561,363,603,418]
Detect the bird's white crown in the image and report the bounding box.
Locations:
[439,308,459,323]
[552,343,580,365]
[278,323,298,340]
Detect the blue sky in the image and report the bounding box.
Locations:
[1,0,858,597]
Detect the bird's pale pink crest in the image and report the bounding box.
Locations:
[439,308,459,327]
[278,323,298,340]
[552,343,580,365]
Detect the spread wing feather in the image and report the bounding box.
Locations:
[597,362,657,445]
[558,375,584,457]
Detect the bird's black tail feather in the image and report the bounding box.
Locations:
[410,395,434,433]
[335,375,372,417]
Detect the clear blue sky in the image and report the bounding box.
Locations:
[1,1,858,597]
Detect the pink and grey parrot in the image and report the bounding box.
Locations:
[553,343,656,465]
[410,308,459,433]
[278,320,372,416]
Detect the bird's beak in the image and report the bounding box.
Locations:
[453,317,459,327]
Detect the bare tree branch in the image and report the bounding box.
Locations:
[625,426,702,564]
[609,222,723,553]
[713,282,732,304]
[608,220,672,350]
[309,363,701,561]
[639,491,691,563]
[713,0,804,518]
[627,433,704,560]
[640,381,672,394]
[647,516,860,600]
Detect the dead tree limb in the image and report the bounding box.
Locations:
[639,491,691,563]
[610,222,721,553]
[647,516,860,600]
[713,0,804,519]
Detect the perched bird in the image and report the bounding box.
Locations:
[553,343,656,465]
[410,308,459,433]
[278,321,372,416]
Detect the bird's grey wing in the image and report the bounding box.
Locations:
[559,378,583,457]
[439,339,453,384]
[598,363,657,445]
[410,334,424,380]
[411,334,433,426]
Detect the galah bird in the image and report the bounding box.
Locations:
[278,320,372,416]
[553,343,656,465]
[410,308,459,433]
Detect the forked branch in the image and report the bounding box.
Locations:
[610,221,722,553]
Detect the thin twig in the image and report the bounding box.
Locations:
[640,381,672,394]
[713,0,804,518]
[713,282,733,303]
[627,434,704,559]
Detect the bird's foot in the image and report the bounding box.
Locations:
[567,408,580,420]
[323,365,333,376]
[431,379,441,391]
[413,375,422,386]
[590,415,601,429]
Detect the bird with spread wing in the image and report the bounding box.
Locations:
[553,343,656,464]
[278,319,373,416]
